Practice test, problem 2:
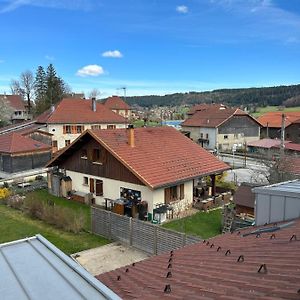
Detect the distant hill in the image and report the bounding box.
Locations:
[126,84,300,108]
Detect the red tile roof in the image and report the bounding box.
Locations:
[103,96,131,110]
[274,142,300,152]
[36,98,126,124]
[247,138,289,149]
[0,95,25,110]
[96,218,300,299]
[0,132,51,154]
[233,183,262,209]
[277,156,300,176]
[48,127,229,188]
[257,112,300,128]
[182,105,253,128]
[187,103,226,115]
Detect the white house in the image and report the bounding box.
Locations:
[36,97,127,152]
[46,126,229,217]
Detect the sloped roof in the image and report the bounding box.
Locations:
[0,132,51,154]
[187,103,226,115]
[182,105,253,128]
[96,218,300,299]
[277,157,300,176]
[0,235,120,300]
[257,112,300,128]
[273,142,300,152]
[0,94,25,110]
[233,182,263,208]
[36,98,126,124]
[247,138,289,149]
[103,96,131,110]
[47,127,229,189]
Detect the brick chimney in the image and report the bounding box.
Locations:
[127,124,135,147]
[92,97,96,112]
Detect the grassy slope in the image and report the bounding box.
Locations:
[252,106,300,118]
[162,209,222,239]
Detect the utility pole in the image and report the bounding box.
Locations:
[280,113,285,158]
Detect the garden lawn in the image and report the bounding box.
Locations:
[25,189,91,230]
[0,204,109,255]
[162,209,222,239]
[251,106,300,118]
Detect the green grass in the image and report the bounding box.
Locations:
[162,209,222,239]
[0,204,109,255]
[252,106,300,118]
[132,120,161,127]
[25,189,91,230]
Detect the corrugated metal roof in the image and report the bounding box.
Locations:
[0,235,120,300]
[253,180,300,196]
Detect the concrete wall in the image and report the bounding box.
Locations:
[43,123,126,150]
[181,126,217,150]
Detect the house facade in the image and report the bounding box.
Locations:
[36,98,127,152]
[103,95,132,120]
[47,127,229,214]
[182,104,261,151]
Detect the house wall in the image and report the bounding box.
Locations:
[26,132,52,145]
[260,127,281,139]
[217,116,260,151]
[112,109,132,119]
[285,123,300,143]
[0,151,51,173]
[43,123,126,150]
[58,136,144,186]
[181,126,217,150]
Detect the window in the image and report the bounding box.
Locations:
[52,140,58,152]
[200,133,203,138]
[63,125,72,134]
[81,149,87,159]
[234,133,238,139]
[92,149,101,163]
[164,186,178,204]
[77,125,84,133]
[206,133,209,139]
[83,176,88,185]
[107,125,116,129]
[95,180,103,196]
[91,125,101,130]
[65,140,70,147]
[224,135,228,139]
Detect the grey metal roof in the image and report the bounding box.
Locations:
[252,180,300,197]
[0,235,121,300]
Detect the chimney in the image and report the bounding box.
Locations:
[92,97,96,112]
[127,124,135,148]
[50,105,55,113]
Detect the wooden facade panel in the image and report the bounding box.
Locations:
[57,136,145,186]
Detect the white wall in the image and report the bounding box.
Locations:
[44,123,126,150]
[66,170,194,214]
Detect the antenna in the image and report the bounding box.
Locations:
[117,86,127,102]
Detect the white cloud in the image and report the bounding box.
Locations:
[45,55,54,61]
[102,50,123,58]
[76,65,104,77]
[0,0,96,14]
[176,5,188,14]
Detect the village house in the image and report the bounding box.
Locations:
[46,126,229,215]
[103,95,132,120]
[0,94,31,124]
[182,104,261,151]
[36,97,127,152]
[258,111,300,141]
[0,132,51,175]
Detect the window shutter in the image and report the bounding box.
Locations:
[72,125,77,134]
[96,180,103,196]
[89,178,95,193]
[164,188,171,204]
[180,184,184,200]
[63,126,66,134]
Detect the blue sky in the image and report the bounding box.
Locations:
[0,0,300,97]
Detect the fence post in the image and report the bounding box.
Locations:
[153,226,158,255]
[129,217,133,246]
[108,211,112,240]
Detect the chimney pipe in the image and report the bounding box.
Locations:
[92,97,96,112]
[127,124,135,147]
[50,105,55,113]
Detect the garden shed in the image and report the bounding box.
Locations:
[252,180,300,226]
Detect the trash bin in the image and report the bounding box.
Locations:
[147,212,152,221]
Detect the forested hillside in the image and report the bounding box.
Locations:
[126,84,300,107]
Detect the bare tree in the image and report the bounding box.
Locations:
[88,88,101,99]
[10,70,34,113]
[0,96,14,126]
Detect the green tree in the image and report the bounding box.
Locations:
[34,66,47,114]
